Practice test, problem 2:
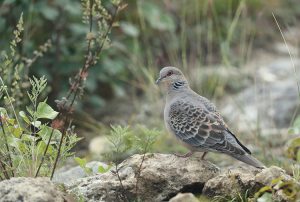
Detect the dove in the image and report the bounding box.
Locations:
[156,66,265,169]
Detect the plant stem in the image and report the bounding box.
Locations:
[0,118,14,177]
[50,117,68,180]
[0,76,21,129]
[115,163,129,202]
[135,144,149,198]
[49,1,120,180]
[49,0,96,181]
[34,128,55,177]
[0,159,10,180]
[135,153,146,198]
[64,3,119,104]
[272,12,300,99]
[37,0,120,180]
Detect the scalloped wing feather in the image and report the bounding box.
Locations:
[168,100,247,156]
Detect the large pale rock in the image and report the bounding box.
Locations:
[203,166,300,201]
[203,167,261,198]
[0,177,67,202]
[255,166,293,185]
[66,153,220,202]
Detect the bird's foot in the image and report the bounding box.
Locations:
[201,152,208,160]
[174,151,194,158]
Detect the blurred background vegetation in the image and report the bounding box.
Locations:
[1,0,300,173]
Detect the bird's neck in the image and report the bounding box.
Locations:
[167,80,190,98]
[170,80,188,90]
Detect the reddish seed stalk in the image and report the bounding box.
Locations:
[34,128,55,177]
[36,1,121,179]
[50,116,68,180]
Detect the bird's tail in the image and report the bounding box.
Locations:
[231,154,266,169]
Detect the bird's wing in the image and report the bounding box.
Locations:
[168,100,250,155]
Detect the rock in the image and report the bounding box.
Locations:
[60,153,298,202]
[66,153,220,202]
[203,166,261,198]
[0,177,67,202]
[203,166,300,201]
[256,166,300,202]
[169,193,199,202]
[255,166,293,185]
[53,161,109,186]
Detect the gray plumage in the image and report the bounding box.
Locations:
[156,66,265,169]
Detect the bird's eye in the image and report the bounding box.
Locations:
[167,71,173,76]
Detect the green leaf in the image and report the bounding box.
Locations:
[75,157,93,175]
[31,121,41,128]
[255,185,272,199]
[8,137,27,153]
[75,157,87,168]
[36,141,46,155]
[98,165,110,174]
[271,177,282,186]
[38,126,62,143]
[26,106,34,117]
[7,118,15,125]
[0,107,7,115]
[12,126,23,138]
[19,111,30,124]
[36,102,58,120]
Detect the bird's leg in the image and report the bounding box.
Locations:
[201,152,208,160]
[174,151,194,158]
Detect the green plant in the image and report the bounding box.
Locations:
[0,76,80,179]
[104,125,159,201]
[286,137,300,162]
[74,157,111,176]
[105,125,132,201]
[213,189,250,202]
[291,164,300,181]
[0,13,77,179]
[32,0,124,180]
[104,125,159,164]
[132,125,159,199]
[255,177,300,201]
[74,157,93,175]
[0,0,124,179]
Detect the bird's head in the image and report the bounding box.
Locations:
[156,66,188,90]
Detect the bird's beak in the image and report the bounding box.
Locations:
[155,77,162,85]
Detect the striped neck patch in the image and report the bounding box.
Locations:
[172,81,186,89]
